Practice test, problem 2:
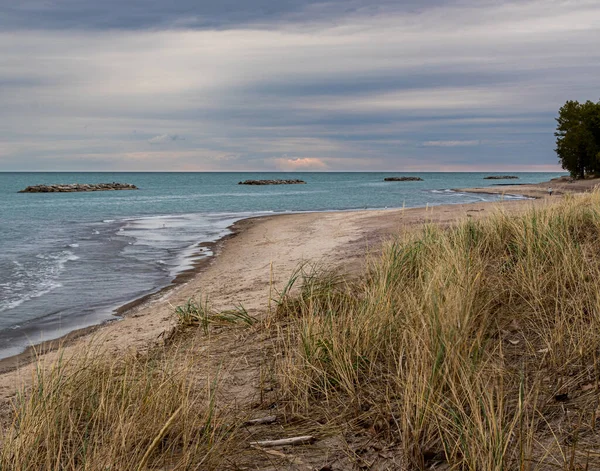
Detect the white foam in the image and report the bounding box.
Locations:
[0,250,78,313]
[108,211,273,278]
[431,189,457,194]
[0,280,63,312]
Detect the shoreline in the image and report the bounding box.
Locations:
[0,215,262,374]
[0,197,508,371]
[0,176,594,378]
[0,197,502,369]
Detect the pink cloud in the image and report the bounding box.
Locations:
[273,157,328,170]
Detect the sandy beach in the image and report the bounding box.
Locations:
[1,176,598,439]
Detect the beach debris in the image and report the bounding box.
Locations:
[244,415,278,426]
[483,175,519,180]
[249,435,316,447]
[19,183,138,193]
[383,176,424,181]
[238,179,306,185]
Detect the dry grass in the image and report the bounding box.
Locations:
[0,346,241,470]
[276,192,600,470]
[175,296,256,333]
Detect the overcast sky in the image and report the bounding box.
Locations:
[0,0,598,172]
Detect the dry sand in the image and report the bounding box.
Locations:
[1,177,599,425]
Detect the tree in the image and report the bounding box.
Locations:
[555,100,600,178]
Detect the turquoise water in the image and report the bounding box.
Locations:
[0,172,563,358]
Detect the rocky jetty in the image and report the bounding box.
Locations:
[484,175,519,180]
[238,179,306,185]
[19,183,138,193]
[384,176,424,182]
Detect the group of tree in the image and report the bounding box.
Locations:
[555,99,600,178]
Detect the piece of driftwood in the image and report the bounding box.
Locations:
[244,415,278,426]
[249,435,316,447]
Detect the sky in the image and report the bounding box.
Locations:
[0,0,598,172]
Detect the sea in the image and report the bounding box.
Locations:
[0,172,563,359]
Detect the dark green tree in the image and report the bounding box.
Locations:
[555,100,600,178]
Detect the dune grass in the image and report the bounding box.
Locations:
[175,296,256,333]
[275,192,600,469]
[0,347,240,471]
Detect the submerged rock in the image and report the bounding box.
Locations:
[383,177,424,182]
[19,183,138,193]
[238,179,306,185]
[484,175,519,180]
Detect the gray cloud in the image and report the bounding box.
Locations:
[0,0,598,171]
[148,134,185,144]
[422,141,481,147]
[0,0,448,30]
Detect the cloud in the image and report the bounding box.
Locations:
[148,134,185,144]
[0,0,596,171]
[274,157,328,170]
[0,0,443,31]
[422,140,480,147]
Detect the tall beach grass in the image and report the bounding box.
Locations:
[0,347,240,470]
[276,192,600,469]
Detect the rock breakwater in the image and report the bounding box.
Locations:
[384,177,424,182]
[238,179,306,185]
[19,183,138,193]
[484,176,519,180]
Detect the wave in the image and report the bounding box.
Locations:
[430,189,457,194]
[0,250,78,313]
[1,281,63,312]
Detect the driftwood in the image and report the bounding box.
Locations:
[249,435,316,447]
[244,415,278,426]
